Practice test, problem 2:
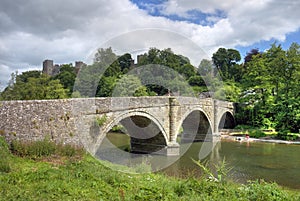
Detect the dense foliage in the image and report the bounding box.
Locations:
[238,43,300,134]
[1,43,299,135]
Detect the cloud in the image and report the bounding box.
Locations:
[0,0,300,89]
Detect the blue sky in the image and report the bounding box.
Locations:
[130,0,300,59]
[1,0,300,89]
[236,30,300,59]
[130,0,226,26]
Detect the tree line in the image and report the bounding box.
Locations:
[1,43,299,134]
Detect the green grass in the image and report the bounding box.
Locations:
[0,136,299,200]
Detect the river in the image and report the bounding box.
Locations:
[100,132,300,190]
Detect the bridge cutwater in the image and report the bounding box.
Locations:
[0,97,235,156]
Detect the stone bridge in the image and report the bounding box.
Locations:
[0,97,235,156]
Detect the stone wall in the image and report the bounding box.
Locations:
[0,97,235,152]
[0,99,80,145]
[0,97,171,146]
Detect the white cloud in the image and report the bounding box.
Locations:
[0,0,300,89]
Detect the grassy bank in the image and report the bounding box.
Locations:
[0,137,299,200]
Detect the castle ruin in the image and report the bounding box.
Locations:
[42,60,86,76]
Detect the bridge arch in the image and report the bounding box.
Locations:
[177,108,213,143]
[96,111,168,154]
[218,111,236,130]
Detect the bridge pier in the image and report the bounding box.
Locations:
[212,133,221,142]
[165,143,180,156]
[165,97,181,156]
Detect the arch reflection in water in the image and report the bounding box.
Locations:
[95,114,179,173]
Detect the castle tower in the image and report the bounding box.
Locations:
[42,60,54,75]
[75,61,86,74]
[52,64,61,76]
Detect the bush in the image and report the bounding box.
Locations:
[248,129,266,138]
[10,138,84,159]
[241,180,289,201]
[0,137,11,173]
[95,115,107,127]
[234,125,258,130]
[56,143,83,157]
[277,130,298,141]
[10,139,56,158]
[110,125,124,132]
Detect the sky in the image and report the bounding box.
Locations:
[1,0,300,90]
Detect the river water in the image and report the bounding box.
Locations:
[103,132,300,189]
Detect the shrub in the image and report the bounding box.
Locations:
[277,130,298,141]
[235,125,256,130]
[95,115,107,127]
[110,125,124,132]
[248,129,266,138]
[193,158,232,184]
[56,143,84,157]
[0,137,11,173]
[241,180,289,201]
[10,139,56,158]
[10,138,84,159]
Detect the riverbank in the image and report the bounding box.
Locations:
[221,134,300,145]
[1,137,300,200]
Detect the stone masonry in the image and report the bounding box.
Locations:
[0,97,235,155]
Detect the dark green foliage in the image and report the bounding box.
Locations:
[188,75,205,86]
[248,129,266,138]
[277,130,298,141]
[178,63,197,79]
[212,48,242,81]
[16,70,42,83]
[96,76,118,97]
[118,53,133,73]
[53,64,76,95]
[237,42,300,134]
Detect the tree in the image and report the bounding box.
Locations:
[17,70,41,83]
[214,81,241,102]
[188,75,205,86]
[178,64,196,79]
[273,43,300,132]
[0,74,68,100]
[118,53,133,73]
[112,75,148,97]
[244,48,261,63]
[238,42,300,132]
[96,76,118,97]
[94,47,121,77]
[212,48,241,81]
[74,47,122,97]
[73,63,103,97]
[198,59,214,76]
[53,64,76,95]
